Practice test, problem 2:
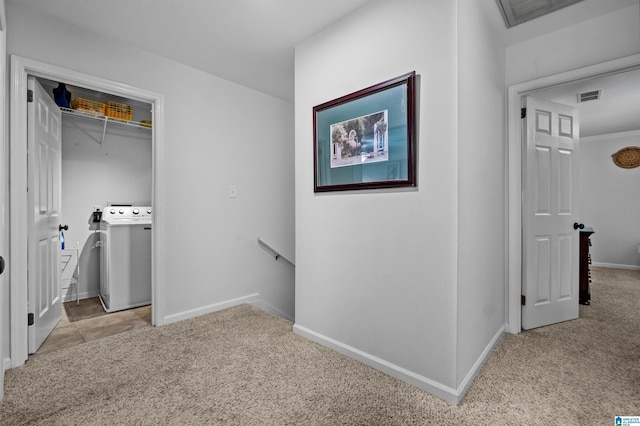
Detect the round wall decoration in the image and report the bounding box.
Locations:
[611,146,640,169]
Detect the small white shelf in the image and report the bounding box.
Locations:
[60,107,151,145]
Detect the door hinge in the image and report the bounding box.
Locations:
[27,89,34,103]
[28,312,34,326]
[521,295,526,306]
[521,107,526,119]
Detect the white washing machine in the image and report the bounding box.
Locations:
[99,206,152,312]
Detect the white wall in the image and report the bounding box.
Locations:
[61,119,152,299]
[580,131,640,268]
[456,0,506,389]
[5,0,294,349]
[295,0,505,403]
[506,3,640,85]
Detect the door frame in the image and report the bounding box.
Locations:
[9,55,166,367]
[0,0,6,400]
[507,53,640,334]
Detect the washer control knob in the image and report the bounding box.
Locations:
[133,208,140,215]
[119,209,125,214]
[147,209,152,214]
[110,209,116,214]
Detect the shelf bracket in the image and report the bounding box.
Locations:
[101,118,108,146]
[67,118,102,145]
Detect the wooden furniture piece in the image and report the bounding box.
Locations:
[579,227,594,305]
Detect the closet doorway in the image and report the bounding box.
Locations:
[37,77,152,304]
[35,77,152,355]
[9,55,165,368]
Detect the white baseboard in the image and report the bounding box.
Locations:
[62,290,98,303]
[293,325,459,403]
[161,293,294,325]
[455,326,504,402]
[1,357,7,400]
[250,299,294,322]
[293,324,504,405]
[592,262,640,271]
[0,357,5,401]
[162,293,261,325]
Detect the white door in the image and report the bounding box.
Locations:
[27,77,63,354]
[522,96,580,330]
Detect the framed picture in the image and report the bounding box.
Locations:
[313,71,416,192]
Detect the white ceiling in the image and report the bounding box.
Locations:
[10,0,371,102]
[534,69,640,138]
[8,0,639,137]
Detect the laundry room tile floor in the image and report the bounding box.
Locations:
[34,297,151,356]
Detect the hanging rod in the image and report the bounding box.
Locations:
[257,237,295,269]
[60,107,152,145]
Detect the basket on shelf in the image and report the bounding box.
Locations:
[105,101,133,121]
[70,98,106,115]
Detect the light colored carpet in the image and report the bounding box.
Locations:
[1,266,639,425]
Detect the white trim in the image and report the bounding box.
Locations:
[0,0,5,31]
[294,324,503,404]
[293,325,454,403]
[9,55,165,367]
[507,54,640,334]
[250,299,294,322]
[592,262,640,271]
[9,55,28,368]
[163,293,261,325]
[581,129,640,143]
[61,291,99,303]
[455,326,505,401]
[0,6,5,401]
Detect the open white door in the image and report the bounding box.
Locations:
[27,77,63,354]
[522,96,580,330]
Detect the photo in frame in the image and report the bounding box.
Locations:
[313,71,416,192]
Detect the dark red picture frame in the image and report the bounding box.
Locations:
[313,72,416,192]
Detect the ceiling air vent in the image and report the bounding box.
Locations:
[578,90,601,103]
[496,0,584,28]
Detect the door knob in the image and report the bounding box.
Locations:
[573,222,585,230]
[59,224,69,232]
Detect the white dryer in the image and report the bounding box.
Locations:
[99,206,152,312]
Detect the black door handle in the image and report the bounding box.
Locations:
[59,224,68,232]
[0,256,4,275]
[573,222,585,230]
